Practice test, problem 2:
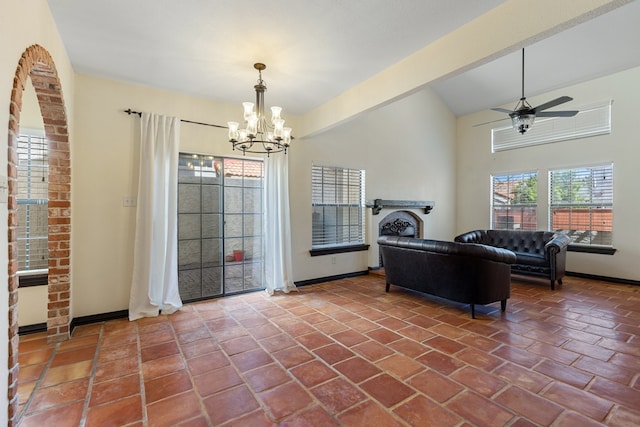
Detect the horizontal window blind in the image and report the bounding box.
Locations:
[491,171,538,230]
[549,164,613,246]
[17,131,49,272]
[312,165,365,248]
[492,100,612,152]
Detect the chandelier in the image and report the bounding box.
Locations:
[228,63,292,155]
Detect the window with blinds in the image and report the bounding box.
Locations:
[17,131,49,276]
[492,100,612,153]
[312,165,365,248]
[491,171,538,230]
[549,164,613,246]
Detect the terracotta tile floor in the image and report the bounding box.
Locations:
[16,275,640,426]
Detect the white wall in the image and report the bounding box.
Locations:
[456,66,640,281]
[0,0,75,421]
[290,87,457,281]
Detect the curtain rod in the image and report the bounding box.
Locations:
[124,108,227,129]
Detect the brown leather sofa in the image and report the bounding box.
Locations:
[454,230,570,290]
[378,236,516,318]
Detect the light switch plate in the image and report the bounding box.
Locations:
[123,196,137,207]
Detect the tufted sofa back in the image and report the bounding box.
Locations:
[456,230,555,255]
[378,235,516,263]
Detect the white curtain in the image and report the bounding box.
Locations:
[129,113,183,320]
[264,153,297,295]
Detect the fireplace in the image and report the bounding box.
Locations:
[379,212,420,237]
[377,210,422,266]
[366,199,433,270]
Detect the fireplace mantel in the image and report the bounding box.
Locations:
[365,199,435,215]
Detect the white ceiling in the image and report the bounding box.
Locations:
[48,0,640,118]
[431,0,640,116]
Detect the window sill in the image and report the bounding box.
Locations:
[309,244,370,257]
[567,245,616,255]
[18,273,48,288]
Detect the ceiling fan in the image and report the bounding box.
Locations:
[486,48,578,134]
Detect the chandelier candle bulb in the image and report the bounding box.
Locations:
[243,102,254,120]
[274,119,284,139]
[283,128,292,146]
[271,106,282,124]
[238,130,249,150]
[228,63,292,155]
[227,121,239,141]
[247,114,258,137]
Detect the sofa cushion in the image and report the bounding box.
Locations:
[514,252,547,267]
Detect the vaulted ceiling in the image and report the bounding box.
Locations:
[49,0,640,124]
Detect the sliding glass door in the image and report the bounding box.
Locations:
[222,158,264,293]
[177,154,264,302]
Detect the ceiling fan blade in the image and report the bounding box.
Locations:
[473,117,510,127]
[536,110,579,117]
[533,96,573,112]
[491,107,513,114]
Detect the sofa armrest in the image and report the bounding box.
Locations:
[460,244,517,264]
[454,230,484,244]
[544,234,571,255]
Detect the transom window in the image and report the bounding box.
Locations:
[491,171,538,230]
[492,100,612,152]
[549,164,613,246]
[311,165,365,249]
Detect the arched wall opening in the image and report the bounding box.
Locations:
[7,44,71,424]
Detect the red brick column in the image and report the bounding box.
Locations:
[7,44,71,426]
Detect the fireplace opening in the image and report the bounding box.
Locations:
[380,218,416,237]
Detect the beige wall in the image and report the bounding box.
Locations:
[0,0,75,421]
[18,80,45,130]
[456,65,640,281]
[70,72,457,311]
[17,287,48,327]
[71,74,302,317]
[290,87,457,281]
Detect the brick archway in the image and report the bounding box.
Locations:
[7,44,71,424]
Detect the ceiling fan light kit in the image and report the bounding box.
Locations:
[492,48,579,134]
[511,110,536,134]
